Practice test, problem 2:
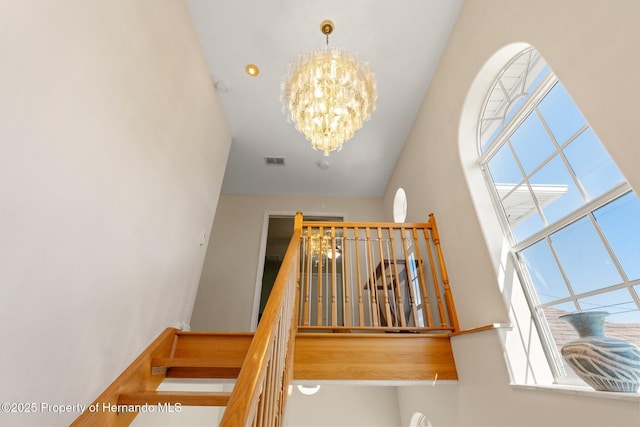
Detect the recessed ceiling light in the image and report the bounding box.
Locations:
[246,64,259,77]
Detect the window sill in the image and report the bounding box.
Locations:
[511,383,640,402]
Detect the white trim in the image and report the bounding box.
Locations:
[250,211,272,331]
[291,379,458,386]
[511,383,640,402]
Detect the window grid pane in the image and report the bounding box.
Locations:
[549,216,622,295]
[479,47,640,382]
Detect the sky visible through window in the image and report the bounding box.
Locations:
[480,49,640,333]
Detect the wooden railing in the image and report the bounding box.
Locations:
[219,213,302,427]
[298,214,459,333]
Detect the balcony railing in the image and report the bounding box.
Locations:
[298,214,459,333]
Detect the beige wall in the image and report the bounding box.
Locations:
[385,0,640,425]
[284,384,400,427]
[0,1,231,426]
[190,194,384,331]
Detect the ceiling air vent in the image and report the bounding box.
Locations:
[265,157,286,166]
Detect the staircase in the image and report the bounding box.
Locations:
[71,329,254,426]
[72,213,483,426]
[71,328,464,426]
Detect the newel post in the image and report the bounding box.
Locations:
[294,211,303,231]
[429,213,460,332]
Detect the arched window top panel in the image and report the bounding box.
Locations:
[478,48,550,154]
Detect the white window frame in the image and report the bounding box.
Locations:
[477,47,639,382]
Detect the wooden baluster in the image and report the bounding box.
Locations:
[365,227,379,327]
[266,348,275,427]
[429,213,460,331]
[269,322,282,426]
[376,227,393,327]
[271,323,283,425]
[255,394,263,427]
[388,227,406,327]
[411,227,434,327]
[400,227,420,327]
[354,227,365,326]
[342,226,351,327]
[264,355,272,427]
[317,226,323,326]
[303,226,312,326]
[252,406,259,427]
[280,294,296,425]
[423,225,446,327]
[400,227,421,326]
[275,320,284,424]
[330,227,338,327]
[256,361,267,426]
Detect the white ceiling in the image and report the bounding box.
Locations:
[185,0,463,197]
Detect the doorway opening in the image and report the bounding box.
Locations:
[258,214,342,323]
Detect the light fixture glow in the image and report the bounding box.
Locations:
[281,20,376,156]
[297,385,321,395]
[246,64,259,76]
[308,231,340,261]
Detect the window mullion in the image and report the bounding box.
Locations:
[588,211,629,284]
[512,249,567,376]
[479,73,558,165]
[481,164,520,246]
[511,183,632,252]
[519,49,532,94]
[539,280,640,309]
[629,286,640,315]
[535,108,591,203]
[543,236,579,309]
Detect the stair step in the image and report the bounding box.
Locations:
[118,391,231,407]
[152,357,243,378]
[146,333,253,379]
[152,357,245,368]
[164,366,242,379]
[172,332,253,360]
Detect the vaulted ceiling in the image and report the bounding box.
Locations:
[185,0,463,197]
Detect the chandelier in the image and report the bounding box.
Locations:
[281,20,376,156]
[307,230,341,263]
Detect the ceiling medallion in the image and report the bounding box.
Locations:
[281,20,376,156]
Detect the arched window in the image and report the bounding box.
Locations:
[478,47,640,381]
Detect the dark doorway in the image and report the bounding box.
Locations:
[258,215,342,321]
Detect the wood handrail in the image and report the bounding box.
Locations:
[301,220,435,229]
[219,213,302,426]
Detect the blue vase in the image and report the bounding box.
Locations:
[560,311,640,392]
